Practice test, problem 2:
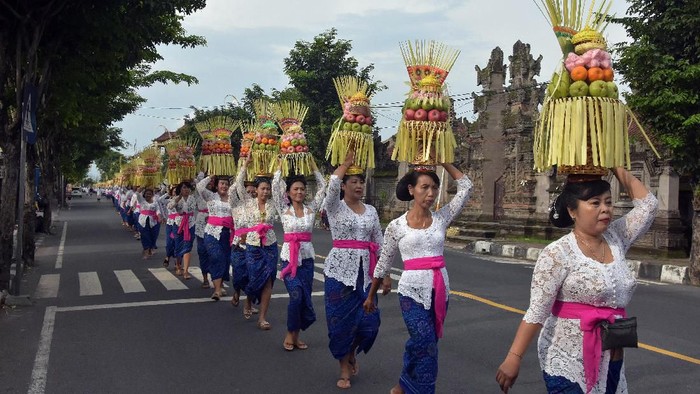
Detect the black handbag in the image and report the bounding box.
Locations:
[599,317,638,351]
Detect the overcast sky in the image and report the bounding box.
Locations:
[108,0,632,169]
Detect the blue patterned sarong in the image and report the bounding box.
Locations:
[204,230,231,281]
[173,225,194,257]
[245,243,278,304]
[399,295,443,394]
[165,224,175,258]
[139,220,160,250]
[324,263,380,360]
[196,236,209,276]
[543,359,623,394]
[230,245,248,292]
[282,258,316,332]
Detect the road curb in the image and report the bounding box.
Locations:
[463,240,692,286]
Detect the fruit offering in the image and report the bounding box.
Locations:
[327,76,376,170]
[165,139,197,184]
[273,101,315,176]
[249,100,279,177]
[392,40,459,168]
[533,0,659,174]
[133,147,162,188]
[195,115,237,176]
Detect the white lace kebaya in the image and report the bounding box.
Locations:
[373,176,473,309]
[322,174,384,291]
[523,192,658,394]
[232,167,279,247]
[167,195,197,227]
[272,170,327,264]
[196,176,239,240]
[194,189,209,239]
[134,193,161,228]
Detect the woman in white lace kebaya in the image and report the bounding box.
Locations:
[365,164,472,394]
[194,177,214,287]
[134,188,162,260]
[167,181,197,279]
[271,160,326,351]
[496,168,658,394]
[197,175,239,300]
[234,161,280,330]
[323,150,387,390]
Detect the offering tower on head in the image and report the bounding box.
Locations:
[273,100,315,177]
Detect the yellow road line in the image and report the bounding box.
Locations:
[450,289,700,366]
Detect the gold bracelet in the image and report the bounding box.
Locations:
[508,350,522,359]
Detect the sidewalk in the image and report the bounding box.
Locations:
[449,239,694,286]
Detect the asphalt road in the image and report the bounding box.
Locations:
[1,196,699,393]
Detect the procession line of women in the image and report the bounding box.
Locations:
[107,150,658,394]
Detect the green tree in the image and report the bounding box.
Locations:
[95,149,128,181]
[283,28,385,164]
[0,0,206,291]
[612,0,700,283]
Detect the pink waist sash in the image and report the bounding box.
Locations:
[280,232,312,279]
[552,301,626,393]
[140,209,158,223]
[167,213,178,220]
[404,256,447,339]
[332,240,380,278]
[207,216,235,245]
[234,223,274,246]
[177,212,195,241]
[198,209,209,213]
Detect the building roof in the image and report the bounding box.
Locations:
[153,131,176,143]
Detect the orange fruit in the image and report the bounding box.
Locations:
[587,67,604,82]
[261,138,268,144]
[603,68,614,82]
[570,66,588,82]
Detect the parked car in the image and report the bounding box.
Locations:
[71,188,83,198]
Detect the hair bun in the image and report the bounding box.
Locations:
[396,177,414,202]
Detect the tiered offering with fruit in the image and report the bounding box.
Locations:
[250,99,279,177]
[327,76,375,171]
[196,115,237,176]
[534,0,658,175]
[165,139,197,184]
[392,40,460,170]
[273,100,315,177]
[136,147,162,188]
[237,120,256,180]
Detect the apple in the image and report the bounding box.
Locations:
[344,113,356,123]
[295,145,304,152]
[405,109,415,121]
[351,122,362,132]
[414,109,428,121]
[287,147,295,154]
[428,109,441,122]
[291,138,299,146]
[439,111,448,122]
[361,124,371,133]
[254,136,262,144]
[569,81,589,97]
[302,146,309,152]
[364,116,373,125]
[606,82,619,99]
[342,122,353,131]
[589,80,608,97]
[300,139,307,146]
[355,115,366,124]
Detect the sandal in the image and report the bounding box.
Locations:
[336,377,351,389]
[201,280,210,289]
[294,341,308,350]
[211,292,221,301]
[230,291,240,307]
[162,258,169,268]
[257,320,271,331]
[183,272,191,280]
[283,342,294,351]
[243,307,252,320]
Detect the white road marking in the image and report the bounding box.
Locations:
[149,268,188,290]
[314,272,325,283]
[34,274,60,299]
[79,272,103,296]
[56,291,326,312]
[28,306,57,394]
[54,222,68,269]
[114,270,146,293]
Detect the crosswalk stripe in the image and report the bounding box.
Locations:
[79,272,103,296]
[114,270,146,293]
[35,274,60,299]
[313,272,325,283]
[148,268,188,290]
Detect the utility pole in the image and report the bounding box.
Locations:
[12,126,27,295]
